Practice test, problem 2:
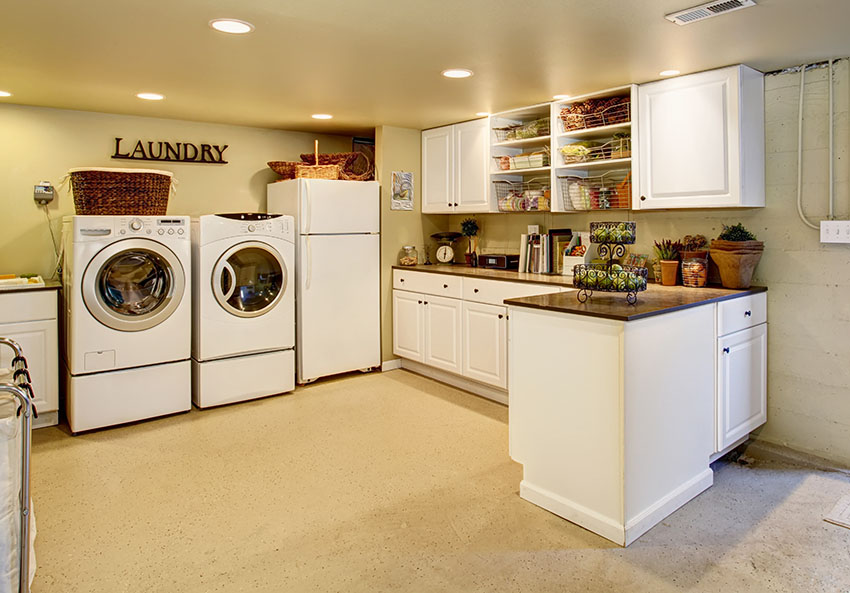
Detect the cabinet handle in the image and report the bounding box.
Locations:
[745,310,752,317]
[723,347,730,354]
[454,202,458,207]
[473,288,479,293]
[640,196,647,201]
[418,300,422,304]
[443,284,448,288]
[498,314,504,319]
[424,301,429,305]
[399,278,404,283]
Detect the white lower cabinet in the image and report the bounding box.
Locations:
[462,301,507,389]
[423,295,463,374]
[392,289,424,362]
[392,269,564,393]
[717,323,767,451]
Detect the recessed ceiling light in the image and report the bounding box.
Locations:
[209,19,255,34]
[441,68,473,79]
[311,114,333,120]
[476,112,490,117]
[0,91,11,98]
[553,94,571,100]
[136,92,165,101]
[659,69,680,77]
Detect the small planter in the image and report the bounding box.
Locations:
[659,260,679,286]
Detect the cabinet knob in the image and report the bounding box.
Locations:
[399,278,404,282]
[418,300,422,304]
[424,301,429,305]
[745,310,752,317]
[498,314,504,319]
[454,203,458,207]
[640,196,647,201]
[723,347,730,354]
[473,288,479,293]
[443,284,448,288]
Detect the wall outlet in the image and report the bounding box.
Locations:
[34,181,55,205]
[820,220,850,244]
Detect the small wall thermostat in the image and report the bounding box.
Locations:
[34,181,55,205]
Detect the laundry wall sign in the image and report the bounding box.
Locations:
[111,137,229,164]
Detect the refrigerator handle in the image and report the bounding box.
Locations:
[304,180,312,235]
[305,235,312,291]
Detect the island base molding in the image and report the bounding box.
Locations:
[400,359,509,405]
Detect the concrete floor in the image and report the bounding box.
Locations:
[29,370,850,592]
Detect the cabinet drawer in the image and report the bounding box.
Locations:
[717,292,766,336]
[0,290,58,324]
[463,278,562,306]
[393,270,462,298]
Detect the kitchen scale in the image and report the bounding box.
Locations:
[430,232,462,264]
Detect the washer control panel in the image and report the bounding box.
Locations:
[116,217,188,238]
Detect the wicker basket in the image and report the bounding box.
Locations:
[268,161,303,179]
[68,167,173,215]
[296,141,340,179]
[299,152,358,167]
[339,152,374,181]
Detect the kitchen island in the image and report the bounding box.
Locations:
[505,285,767,546]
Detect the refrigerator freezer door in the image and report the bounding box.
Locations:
[297,233,380,382]
[300,179,379,235]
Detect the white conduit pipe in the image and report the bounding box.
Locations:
[797,64,820,230]
[828,58,834,220]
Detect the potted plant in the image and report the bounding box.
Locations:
[710,223,764,289]
[653,239,683,286]
[681,234,709,260]
[461,218,479,267]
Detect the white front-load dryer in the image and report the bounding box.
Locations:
[191,213,295,408]
[61,215,192,432]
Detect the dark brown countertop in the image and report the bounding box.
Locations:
[392,264,574,287]
[505,284,767,322]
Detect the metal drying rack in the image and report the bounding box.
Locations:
[1,337,36,593]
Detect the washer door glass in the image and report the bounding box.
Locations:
[213,242,286,318]
[100,251,170,316]
[82,239,186,332]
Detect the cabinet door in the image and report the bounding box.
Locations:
[421,126,454,213]
[462,301,507,388]
[637,66,741,209]
[423,295,462,374]
[0,319,58,414]
[717,323,767,451]
[393,290,424,362]
[454,118,490,213]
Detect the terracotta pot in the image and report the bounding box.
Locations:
[659,260,679,286]
[710,250,763,289]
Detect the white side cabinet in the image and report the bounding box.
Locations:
[422,119,490,213]
[715,293,768,453]
[636,65,765,209]
[0,288,59,427]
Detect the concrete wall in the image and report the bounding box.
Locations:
[375,126,447,362]
[445,62,850,465]
[0,104,353,276]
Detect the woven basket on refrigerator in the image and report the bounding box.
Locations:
[68,167,173,215]
[295,140,340,179]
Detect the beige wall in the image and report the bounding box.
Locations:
[0,104,353,276]
[375,126,447,362]
[445,63,850,465]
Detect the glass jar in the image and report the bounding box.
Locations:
[399,245,418,266]
[682,258,708,287]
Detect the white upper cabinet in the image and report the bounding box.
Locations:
[422,119,491,213]
[454,119,490,212]
[636,65,765,209]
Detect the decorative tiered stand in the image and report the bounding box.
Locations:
[572,222,648,305]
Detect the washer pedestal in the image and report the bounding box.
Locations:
[192,349,295,408]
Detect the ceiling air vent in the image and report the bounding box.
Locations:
[665,0,756,25]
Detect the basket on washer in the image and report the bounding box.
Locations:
[68,167,174,215]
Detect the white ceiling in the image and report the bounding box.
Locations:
[2,0,849,136]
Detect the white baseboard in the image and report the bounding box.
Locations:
[624,468,714,545]
[399,359,508,405]
[520,480,626,545]
[381,359,402,371]
[33,410,59,429]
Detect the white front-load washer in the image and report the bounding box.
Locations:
[191,213,295,408]
[61,215,192,432]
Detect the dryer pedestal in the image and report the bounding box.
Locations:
[65,359,191,433]
[192,349,295,408]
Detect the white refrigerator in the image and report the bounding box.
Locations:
[267,179,380,383]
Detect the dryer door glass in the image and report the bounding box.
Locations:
[99,250,171,316]
[213,243,286,318]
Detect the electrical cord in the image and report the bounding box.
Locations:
[41,204,63,280]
